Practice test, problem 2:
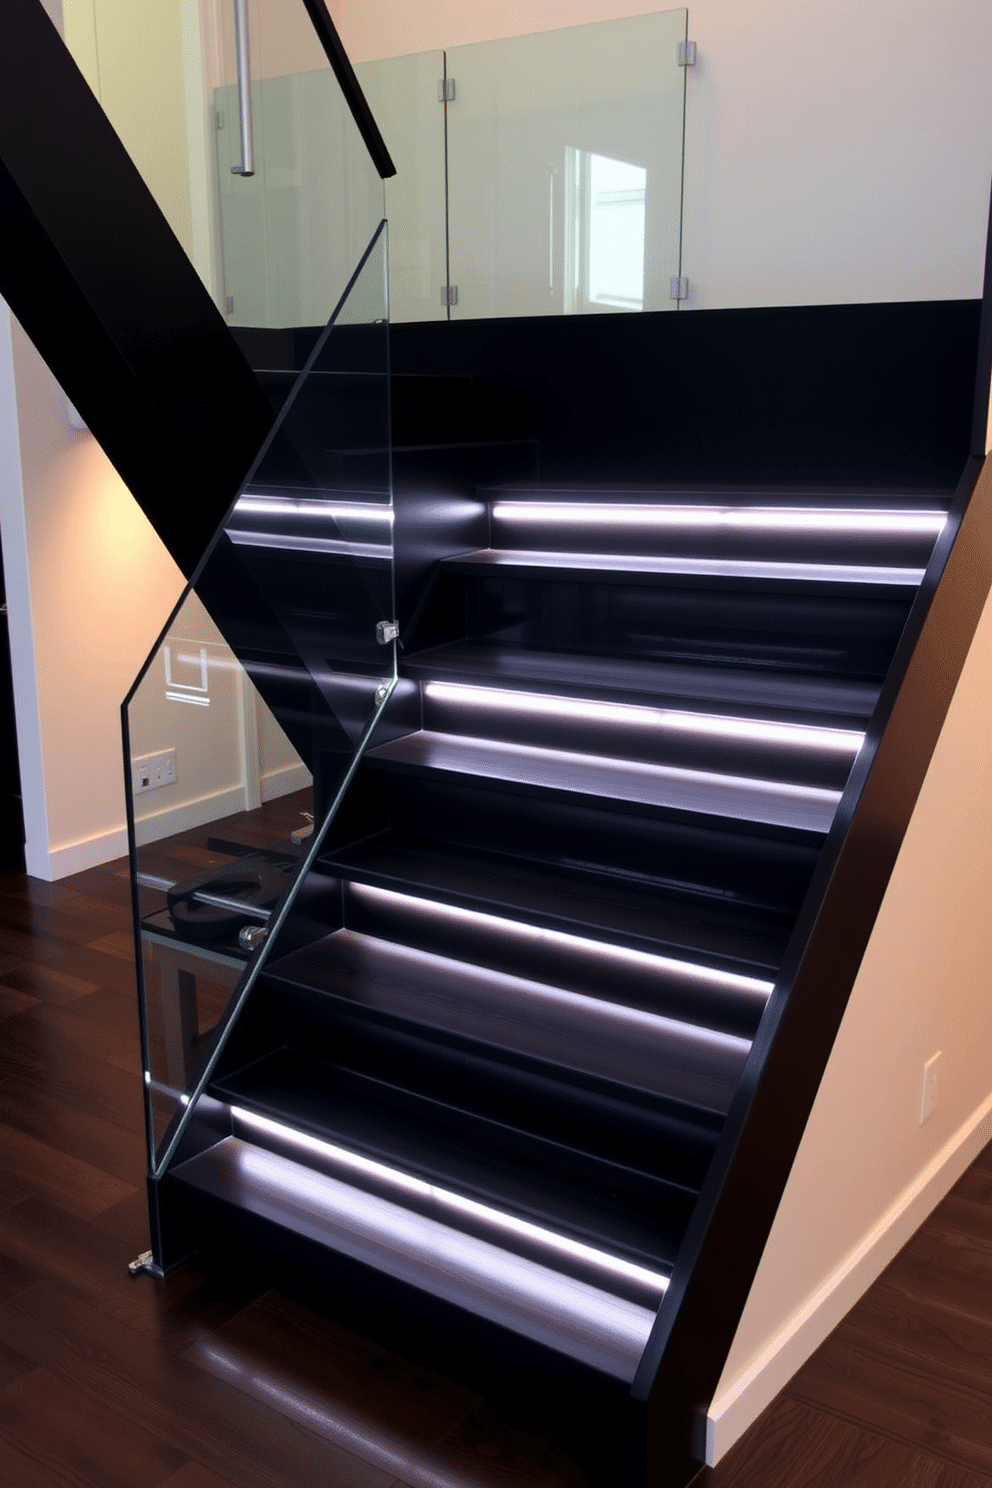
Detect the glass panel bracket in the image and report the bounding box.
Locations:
[677,41,697,66]
[127,1250,164,1279]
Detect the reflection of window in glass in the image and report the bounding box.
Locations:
[565,148,647,314]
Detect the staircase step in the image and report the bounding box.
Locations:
[404,642,882,726]
[171,1131,662,1380]
[339,881,771,1038]
[366,730,841,834]
[416,679,863,789]
[210,1049,697,1268]
[326,832,792,976]
[263,928,753,1112]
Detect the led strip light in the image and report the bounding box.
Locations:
[491,502,947,535]
[349,881,774,1002]
[235,495,393,524]
[425,680,866,755]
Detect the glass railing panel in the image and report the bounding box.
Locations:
[126,221,395,1172]
[444,9,688,320]
[354,51,448,324]
[126,589,314,1158]
[63,1,387,323]
[214,0,386,327]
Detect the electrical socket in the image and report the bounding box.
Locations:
[919,1051,941,1124]
[132,749,177,795]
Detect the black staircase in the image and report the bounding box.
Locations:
[160,476,966,1485]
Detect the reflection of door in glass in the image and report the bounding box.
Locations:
[565,149,648,314]
[445,7,686,321]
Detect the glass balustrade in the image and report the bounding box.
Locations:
[209,8,688,326]
[444,10,687,320]
[64,5,687,330]
[126,222,395,1174]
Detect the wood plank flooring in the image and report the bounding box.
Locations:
[0,854,990,1487]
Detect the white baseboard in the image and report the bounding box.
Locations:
[29,824,129,881]
[260,761,312,803]
[132,784,250,848]
[34,767,312,881]
[706,1089,992,1464]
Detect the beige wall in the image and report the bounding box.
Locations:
[0,312,187,878]
[63,0,196,263]
[709,480,992,1455]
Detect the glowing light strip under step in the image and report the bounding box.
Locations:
[212,1128,662,1379]
[235,495,393,524]
[491,502,947,535]
[425,681,865,754]
[349,882,774,1003]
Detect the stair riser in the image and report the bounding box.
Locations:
[362,773,823,917]
[428,573,916,680]
[266,1009,725,1192]
[341,882,770,1039]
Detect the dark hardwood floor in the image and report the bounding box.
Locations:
[1,852,990,1487]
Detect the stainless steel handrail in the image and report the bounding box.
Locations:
[231,0,255,177]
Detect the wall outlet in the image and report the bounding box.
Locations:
[919,1051,941,1124]
[132,749,177,795]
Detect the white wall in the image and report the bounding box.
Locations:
[337,0,992,310]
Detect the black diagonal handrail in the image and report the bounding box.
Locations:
[299,0,396,179]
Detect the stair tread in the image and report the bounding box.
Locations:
[403,642,881,725]
[327,833,790,975]
[447,547,924,591]
[172,1133,658,1381]
[262,927,753,1112]
[210,1049,693,1271]
[367,730,839,834]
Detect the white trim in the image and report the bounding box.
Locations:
[706,1089,992,1465]
[39,824,130,881]
[132,782,251,848]
[237,666,262,811]
[0,306,52,881]
[260,760,312,802]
